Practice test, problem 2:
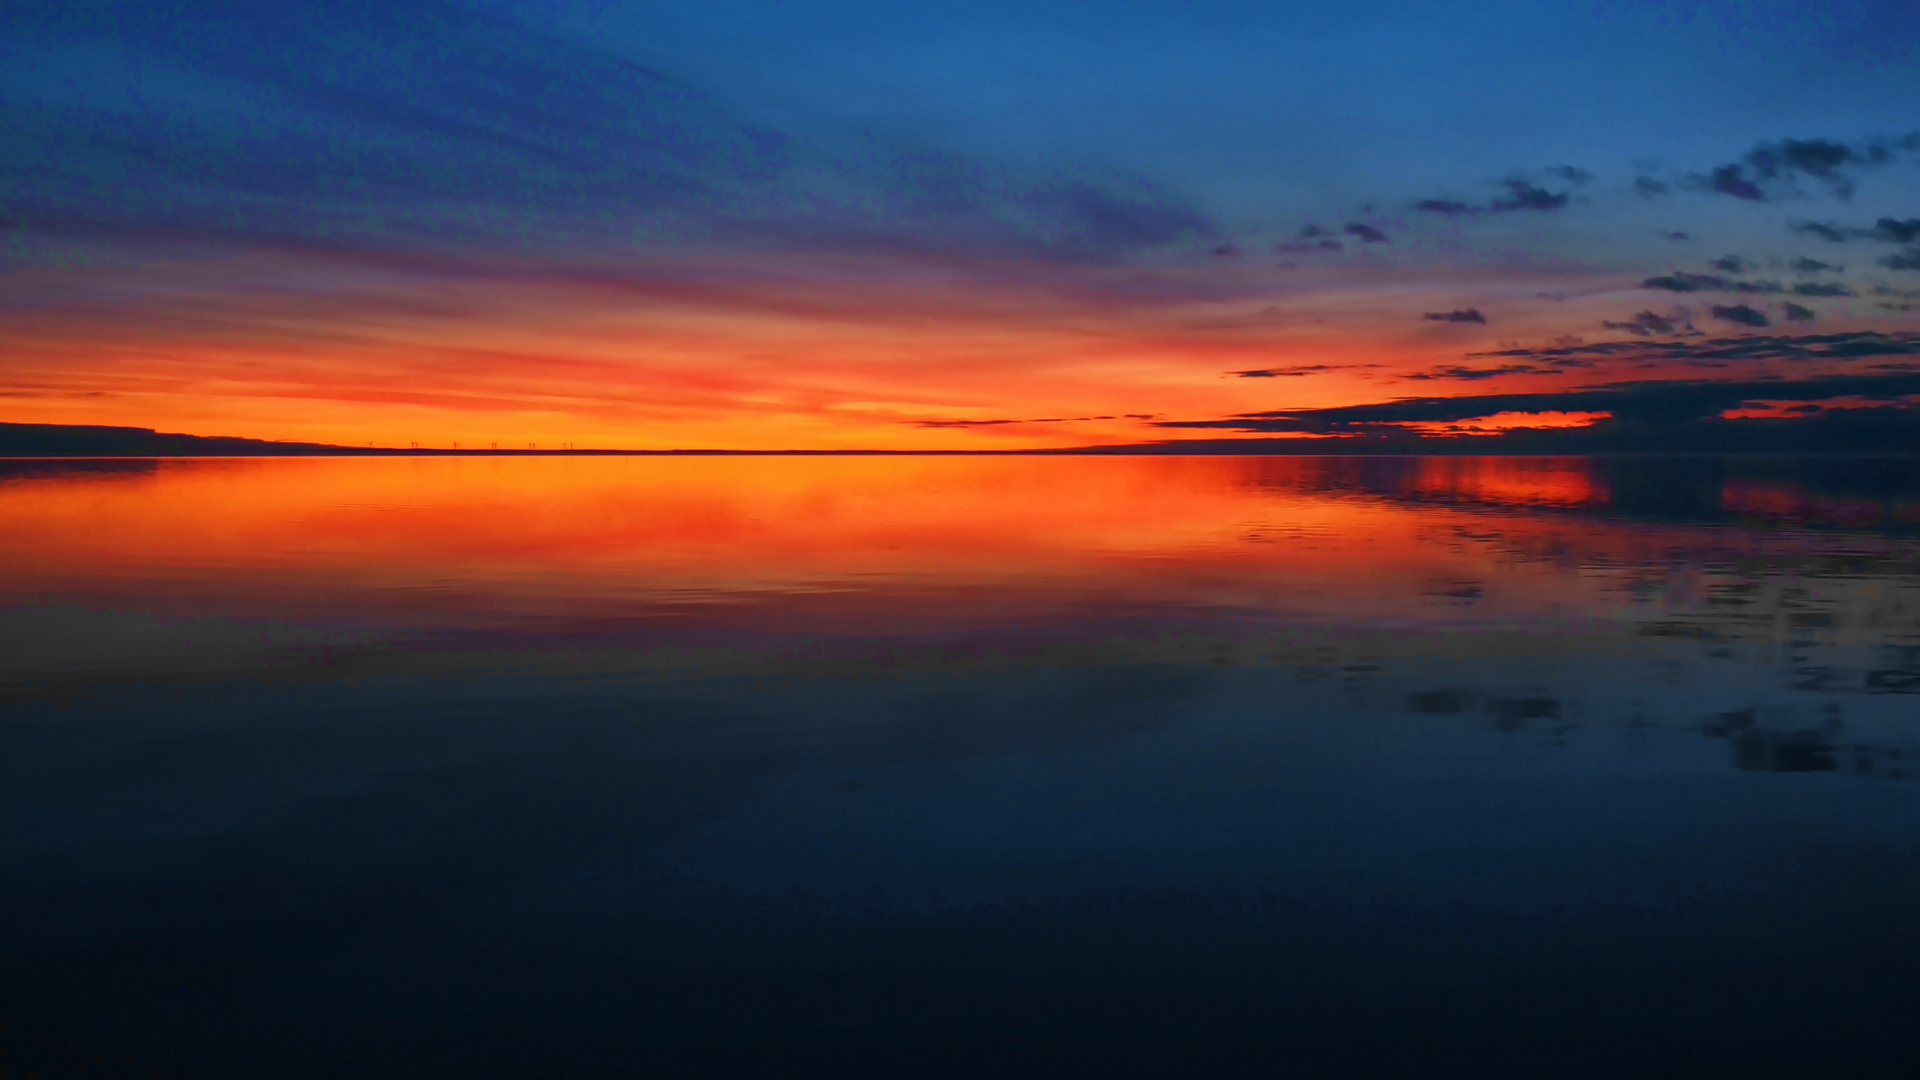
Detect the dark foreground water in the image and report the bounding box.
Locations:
[4,455,1919,1078]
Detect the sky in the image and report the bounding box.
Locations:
[3,0,1919,449]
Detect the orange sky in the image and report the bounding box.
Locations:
[2,249,1735,450]
[6,2,1917,452]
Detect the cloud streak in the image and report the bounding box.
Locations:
[1685,135,1920,202]
[1402,364,1561,381]
[1792,217,1920,244]
[1465,330,1920,368]
[1412,170,1587,217]
[1230,364,1350,378]
[1158,369,1920,434]
[1601,310,1692,337]
[0,1,1220,268]
[1639,272,1853,298]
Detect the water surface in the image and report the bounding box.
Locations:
[5,456,1919,1077]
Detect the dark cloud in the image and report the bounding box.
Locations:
[1874,218,1920,243]
[1700,164,1766,201]
[1157,368,1920,434]
[1277,226,1342,253]
[1231,364,1339,378]
[1792,220,1851,242]
[1403,364,1560,381]
[1884,248,1920,271]
[1602,310,1686,337]
[1641,272,1783,294]
[1424,309,1488,324]
[1791,281,1852,297]
[1641,272,1723,293]
[1710,255,1749,273]
[1343,223,1389,244]
[1489,180,1570,212]
[1466,330,1920,368]
[1662,230,1690,241]
[1210,244,1243,257]
[1412,172,1579,217]
[1689,135,1920,202]
[1791,257,1841,274]
[1636,178,1671,199]
[1789,216,1920,244]
[1782,302,1818,323]
[1711,304,1770,327]
[1747,138,1861,196]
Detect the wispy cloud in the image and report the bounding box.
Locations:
[1229,364,1356,378]
[1710,303,1770,328]
[0,1,1220,269]
[1601,309,1693,337]
[1791,216,1920,243]
[1683,135,1920,202]
[915,414,1145,428]
[1423,309,1488,324]
[1638,272,1849,296]
[1158,367,1920,434]
[1791,282,1851,297]
[1402,364,1561,381]
[1467,330,1920,367]
[1412,167,1591,217]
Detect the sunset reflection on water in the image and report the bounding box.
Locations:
[4,455,1920,1079]
[4,454,1910,629]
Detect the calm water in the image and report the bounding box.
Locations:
[4,455,1919,1078]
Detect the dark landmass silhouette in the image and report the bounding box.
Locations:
[1,423,374,457]
[1102,408,1920,455]
[5,411,1920,457]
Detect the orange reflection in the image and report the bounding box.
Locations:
[0,456,1890,643]
[1233,455,1608,508]
[0,456,1641,632]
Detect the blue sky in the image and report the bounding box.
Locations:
[506,0,1920,220]
[3,0,1918,447]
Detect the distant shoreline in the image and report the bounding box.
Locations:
[5,421,1920,458]
[7,450,1920,460]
